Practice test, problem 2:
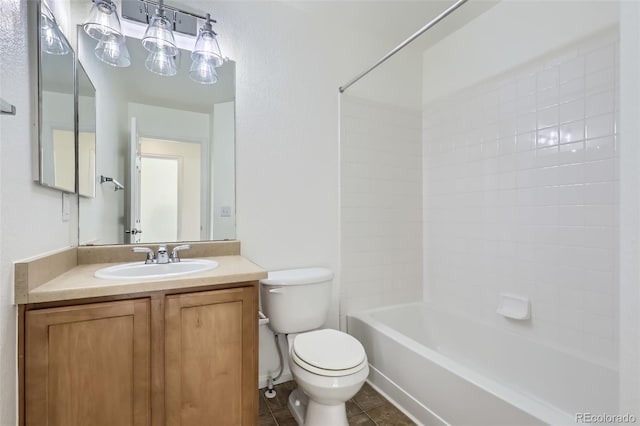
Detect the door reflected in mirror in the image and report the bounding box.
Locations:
[77,26,236,245]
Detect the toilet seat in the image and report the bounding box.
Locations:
[292,329,367,377]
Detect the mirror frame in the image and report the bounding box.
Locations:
[33,0,78,194]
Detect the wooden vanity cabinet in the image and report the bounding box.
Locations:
[165,287,256,426]
[22,284,258,426]
[25,299,151,426]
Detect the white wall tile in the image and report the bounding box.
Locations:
[423,34,618,366]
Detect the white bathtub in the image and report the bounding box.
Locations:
[348,303,617,426]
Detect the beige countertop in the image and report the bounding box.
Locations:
[15,242,267,305]
[26,255,266,304]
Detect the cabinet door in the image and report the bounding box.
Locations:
[165,287,257,426]
[25,299,151,426]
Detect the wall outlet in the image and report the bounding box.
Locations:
[221,206,231,217]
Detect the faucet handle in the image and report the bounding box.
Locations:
[171,244,191,262]
[132,247,155,264]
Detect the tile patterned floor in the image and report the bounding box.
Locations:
[259,381,415,426]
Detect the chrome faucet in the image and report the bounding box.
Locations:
[171,244,191,262]
[156,245,169,264]
[132,244,191,264]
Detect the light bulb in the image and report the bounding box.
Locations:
[189,55,218,84]
[145,50,177,77]
[94,35,131,67]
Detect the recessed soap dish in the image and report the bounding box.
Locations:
[496,293,531,320]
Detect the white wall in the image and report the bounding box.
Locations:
[211,101,235,240]
[423,20,620,370]
[77,29,127,245]
[619,0,640,418]
[0,0,78,423]
[129,103,210,146]
[340,95,423,327]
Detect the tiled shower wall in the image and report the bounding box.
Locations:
[423,32,619,366]
[340,96,423,327]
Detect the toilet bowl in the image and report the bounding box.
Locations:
[260,268,369,425]
[286,330,369,425]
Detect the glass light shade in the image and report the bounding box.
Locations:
[145,51,177,77]
[142,15,178,56]
[189,55,218,84]
[83,0,123,41]
[40,14,70,55]
[94,35,131,67]
[191,28,223,68]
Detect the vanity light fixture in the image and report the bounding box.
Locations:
[189,13,223,84]
[82,0,124,42]
[83,0,130,67]
[142,0,178,57]
[40,3,70,55]
[84,0,225,80]
[192,14,223,67]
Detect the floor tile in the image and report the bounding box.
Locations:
[259,391,270,415]
[366,402,415,426]
[259,380,414,426]
[271,406,298,426]
[348,413,376,425]
[259,412,277,426]
[346,399,363,417]
[353,383,387,411]
[264,381,296,410]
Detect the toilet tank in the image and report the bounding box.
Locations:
[260,268,333,334]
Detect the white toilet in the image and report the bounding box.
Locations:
[260,268,369,426]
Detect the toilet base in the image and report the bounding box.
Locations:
[288,388,307,425]
[287,388,349,426]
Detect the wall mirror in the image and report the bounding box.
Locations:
[76,17,236,246]
[77,62,96,198]
[38,2,76,193]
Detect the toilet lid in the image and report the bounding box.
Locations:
[293,329,366,371]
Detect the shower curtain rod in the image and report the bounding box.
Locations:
[338,0,469,93]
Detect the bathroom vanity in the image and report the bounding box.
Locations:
[15,241,265,426]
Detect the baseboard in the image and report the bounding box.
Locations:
[367,365,448,426]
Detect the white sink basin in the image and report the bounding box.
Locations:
[94,259,219,280]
